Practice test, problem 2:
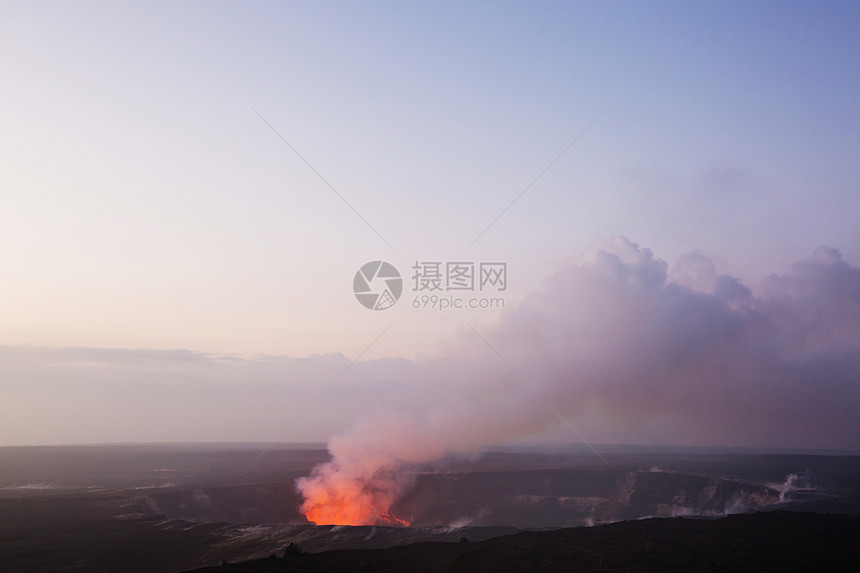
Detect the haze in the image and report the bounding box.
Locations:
[1,1,859,458]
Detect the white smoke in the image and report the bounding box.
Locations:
[297,238,860,523]
[778,469,817,502]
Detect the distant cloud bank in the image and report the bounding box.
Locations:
[3,238,859,456]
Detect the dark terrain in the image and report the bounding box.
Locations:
[188,511,860,573]
[1,444,858,572]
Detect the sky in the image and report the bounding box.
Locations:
[1,1,859,450]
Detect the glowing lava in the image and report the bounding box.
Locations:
[296,463,411,526]
[303,499,410,527]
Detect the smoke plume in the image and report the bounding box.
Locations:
[296,238,860,524]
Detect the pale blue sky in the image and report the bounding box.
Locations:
[1,2,859,446]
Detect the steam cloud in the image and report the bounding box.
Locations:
[297,238,860,524]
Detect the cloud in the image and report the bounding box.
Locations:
[296,237,860,523]
[477,237,860,448]
[5,239,858,452]
[4,238,859,521]
[0,347,417,445]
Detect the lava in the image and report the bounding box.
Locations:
[296,463,411,526]
[303,499,410,526]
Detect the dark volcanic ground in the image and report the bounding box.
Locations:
[187,511,860,573]
[1,444,858,572]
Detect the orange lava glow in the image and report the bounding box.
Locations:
[303,501,410,527]
[299,476,411,526]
